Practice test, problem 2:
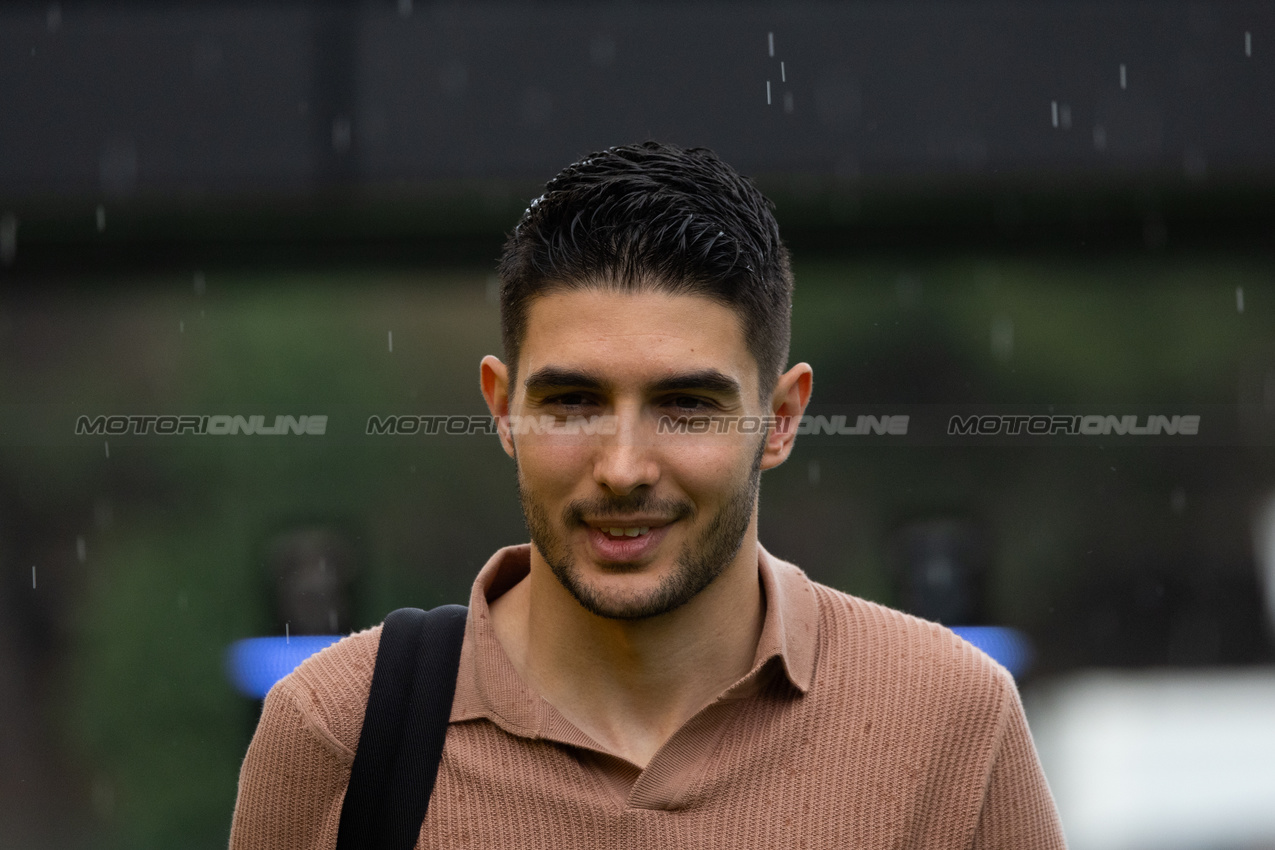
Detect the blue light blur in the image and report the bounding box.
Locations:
[949,626,1035,678]
[225,635,343,699]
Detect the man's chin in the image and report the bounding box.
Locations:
[550,557,687,620]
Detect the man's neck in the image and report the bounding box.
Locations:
[488,538,765,769]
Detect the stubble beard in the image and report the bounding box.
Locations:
[516,437,767,621]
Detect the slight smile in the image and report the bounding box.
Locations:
[582,518,676,563]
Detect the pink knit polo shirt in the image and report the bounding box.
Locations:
[229,543,1066,849]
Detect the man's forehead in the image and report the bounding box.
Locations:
[518,288,756,388]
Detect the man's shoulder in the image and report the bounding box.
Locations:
[267,624,383,760]
[806,579,1014,698]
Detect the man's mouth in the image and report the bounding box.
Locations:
[581,518,675,559]
[598,526,651,538]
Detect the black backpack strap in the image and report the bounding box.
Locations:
[336,604,468,850]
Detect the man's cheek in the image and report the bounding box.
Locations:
[523,444,589,487]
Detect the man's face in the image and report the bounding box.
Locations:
[500,288,774,621]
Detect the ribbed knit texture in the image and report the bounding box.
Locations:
[230,546,1066,849]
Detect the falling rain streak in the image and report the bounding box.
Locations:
[1246,31,1252,57]
[388,330,393,352]
[32,566,37,589]
[104,441,110,458]
[781,61,786,83]
[766,80,771,105]
[95,205,106,232]
[1119,64,1127,89]
[768,31,774,57]
[1237,286,1246,313]
[77,536,86,563]
[1050,101,1071,130]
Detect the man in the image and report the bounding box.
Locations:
[230,142,1067,848]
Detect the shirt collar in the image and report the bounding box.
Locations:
[449,541,819,734]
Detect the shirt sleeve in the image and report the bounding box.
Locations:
[228,680,351,850]
[971,673,1069,850]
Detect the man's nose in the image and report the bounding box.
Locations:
[592,408,659,495]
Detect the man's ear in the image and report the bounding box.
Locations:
[761,362,813,470]
[480,355,516,458]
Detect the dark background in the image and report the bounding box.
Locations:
[2,2,1274,848]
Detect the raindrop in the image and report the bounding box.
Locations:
[285,622,290,644]
[768,31,774,57]
[808,460,820,486]
[32,565,37,589]
[388,330,393,352]
[331,116,352,152]
[193,270,206,294]
[95,204,106,232]
[1051,101,1058,128]
[1119,63,1127,89]
[328,608,338,631]
[1246,31,1252,57]
[1093,125,1107,151]
[0,212,17,265]
[766,80,772,105]
[76,535,86,563]
[47,2,61,32]
[104,440,110,458]
[179,320,185,333]
[398,0,412,17]
[991,316,1014,361]
[781,61,786,83]
[1237,286,1245,313]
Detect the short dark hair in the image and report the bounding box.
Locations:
[498,142,793,400]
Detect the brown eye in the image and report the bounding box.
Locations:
[548,393,594,409]
[671,396,711,412]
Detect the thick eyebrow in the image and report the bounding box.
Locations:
[523,367,608,394]
[649,369,742,399]
[523,366,742,400]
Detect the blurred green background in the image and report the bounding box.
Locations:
[3,251,1273,848]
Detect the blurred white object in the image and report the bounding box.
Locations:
[1255,492,1275,635]
[1028,670,1275,850]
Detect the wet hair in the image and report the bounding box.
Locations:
[498,141,793,400]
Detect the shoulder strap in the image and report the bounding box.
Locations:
[336,604,468,850]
